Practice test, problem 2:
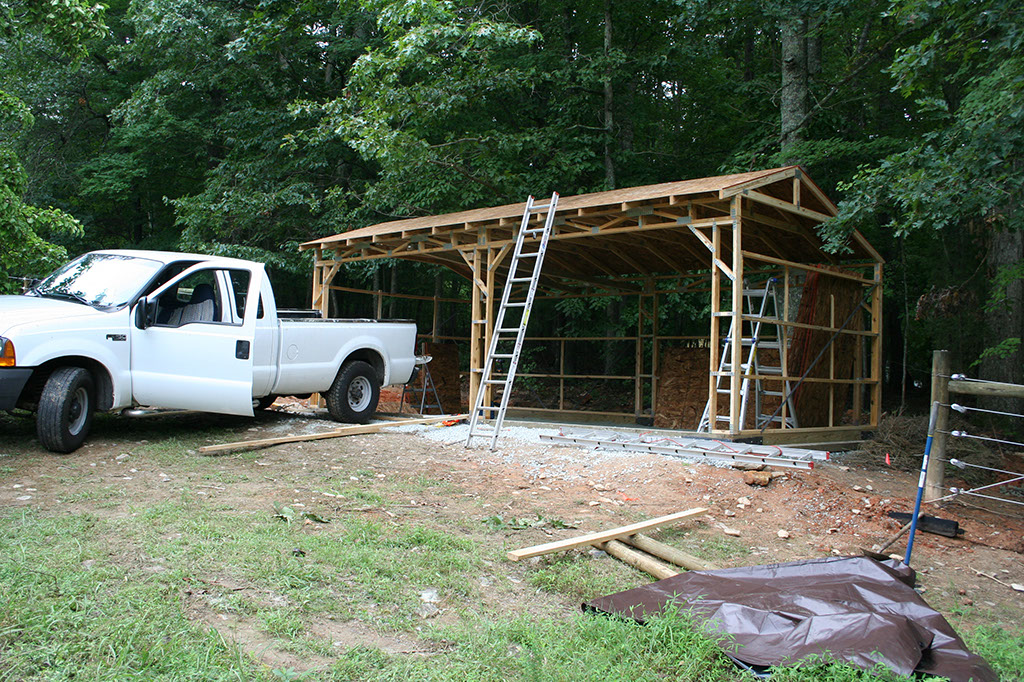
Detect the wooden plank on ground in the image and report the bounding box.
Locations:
[601,540,679,580]
[506,507,707,562]
[198,414,467,455]
[622,533,721,571]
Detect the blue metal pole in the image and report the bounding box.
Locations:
[905,401,939,566]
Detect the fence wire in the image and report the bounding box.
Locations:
[933,375,1024,514]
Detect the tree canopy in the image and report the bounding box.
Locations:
[3,0,1021,388]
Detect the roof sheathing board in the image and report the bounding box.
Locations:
[301,167,800,249]
[301,166,882,271]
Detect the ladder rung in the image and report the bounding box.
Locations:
[523,226,547,233]
[492,353,514,359]
[509,277,533,283]
[497,327,519,333]
[505,302,527,307]
[758,367,784,375]
[762,390,786,397]
[483,379,508,385]
[517,251,540,258]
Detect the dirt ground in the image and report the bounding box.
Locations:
[3,398,1023,672]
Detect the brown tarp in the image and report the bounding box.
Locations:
[585,556,996,681]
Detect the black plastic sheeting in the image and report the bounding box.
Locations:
[585,556,996,681]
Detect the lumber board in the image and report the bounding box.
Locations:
[506,508,707,561]
[198,414,467,454]
[623,533,721,571]
[949,379,1024,399]
[601,540,679,580]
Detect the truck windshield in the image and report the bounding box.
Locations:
[31,253,164,309]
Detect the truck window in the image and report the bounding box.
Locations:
[228,270,252,321]
[154,270,222,326]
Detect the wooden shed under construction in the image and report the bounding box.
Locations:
[300,165,883,445]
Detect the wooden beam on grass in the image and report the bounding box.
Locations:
[506,507,707,561]
[600,540,679,580]
[622,533,721,571]
[198,414,467,454]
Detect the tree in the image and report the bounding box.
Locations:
[0,0,105,291]
[826,0,1024,387]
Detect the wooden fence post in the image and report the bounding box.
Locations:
[925,350,950,503]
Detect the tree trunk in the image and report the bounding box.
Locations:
[779,16,808,162]
[981,228,1024,409]
[603,0,615,189]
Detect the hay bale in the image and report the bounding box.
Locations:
[789,271,863,427]
[654,346,710,430]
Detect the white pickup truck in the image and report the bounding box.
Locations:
[0,250,418,453]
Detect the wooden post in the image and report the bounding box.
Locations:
[781,265,790,427]
[925,350,951,503]
[559,339,565,410]
[311,248,323,314]
[708,218,722,429]
[829,295,835,427]
[730,197,744,433]
[468,249,486,414]
[635,290,643,417]
[869,264,883,428]
[652,288,660,420]
[432,294,440,342]
[483,245,497,409]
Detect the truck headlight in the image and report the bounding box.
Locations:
[0,337,14,367]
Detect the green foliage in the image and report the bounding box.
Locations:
[0,60,84,292]
[1,0,1022,377]
[966,624,1024,680]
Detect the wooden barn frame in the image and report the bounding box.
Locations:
[300,166,883,445]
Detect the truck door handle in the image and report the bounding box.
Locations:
[235,340,250,359]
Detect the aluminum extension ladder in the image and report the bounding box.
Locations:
[466,192,559,449]
[698,277,799,432]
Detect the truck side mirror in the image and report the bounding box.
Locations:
[134,299,155,329]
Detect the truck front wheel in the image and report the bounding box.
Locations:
[37,367,95,453]
[325,361,379,424]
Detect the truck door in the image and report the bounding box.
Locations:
[129,262,262,415]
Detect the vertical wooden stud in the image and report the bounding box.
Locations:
[829,294,835,427]
[730,197,744,433]
[870,263,883,428]
[708,221,722,430]
[484,246,496,409]
[652,287,660,420]
[781,265,790,428]
[559,339,566,410]
[468,249,484,413]
[925,350,951,503]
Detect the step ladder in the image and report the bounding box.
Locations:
[466,192,559,449]
[400,355,444,415]
[698,278,799,432]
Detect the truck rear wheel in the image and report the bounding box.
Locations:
[37,367,95,453]
[325,361,379,424]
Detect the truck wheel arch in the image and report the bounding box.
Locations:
[27,358,114,412]
[340,349,386,385]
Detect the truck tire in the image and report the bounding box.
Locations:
[325,361,379,424]
[37,367,95,453]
